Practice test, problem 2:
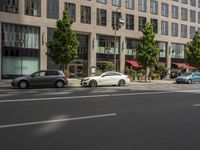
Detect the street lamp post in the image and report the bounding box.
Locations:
[113,8,124,71]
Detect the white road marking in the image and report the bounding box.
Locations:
[0,91,174,103]
[193,104,200,107]
[0,113,116,129]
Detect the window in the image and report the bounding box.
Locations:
[181,8,188,21]
[171,43,185,59]
[198,0,200,7]
[161,3,168,17]
[112,12,121,30]
[181,24,187,38]
[161,21,168,35]
[97,0,107,4]
[151,19,158,33]
[65,3,76,21]
[190,0,196,6]
[0,0,18,13]
[172,5,178,19]
[138,16,146,31]
[171,22,178,37]
[190,26,196,38]
[190,10,196,22]
[157,42,167,58]
[150,0,158,15]
[138,0,147,12]
[126,0,134,10]
[81,6,91,24]
[47,0,59,19]
[112,0,121,6]
[25,0,41,16]
[125,38,139,56]
[126,14,134,30]
[182,0,188,4]
[198,11,200,23]
[97,8,107,26]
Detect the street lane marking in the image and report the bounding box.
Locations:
[0,113,116,129]
[193,104,200,107]
[0,91,175,103]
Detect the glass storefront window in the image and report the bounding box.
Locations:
[171,43,185,59]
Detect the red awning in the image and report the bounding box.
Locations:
[172,62,194,69]
[126,60,141,68]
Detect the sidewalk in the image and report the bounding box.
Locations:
[0,78,175,88]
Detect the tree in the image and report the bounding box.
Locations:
[136,23,159,82]
[184,31,200,70]
[46,11,79,71]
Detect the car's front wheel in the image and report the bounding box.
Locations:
[18,80,28,89]
[56,80,64,88]
[89,80,97,87]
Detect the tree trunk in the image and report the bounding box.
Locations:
[145,67,150,82]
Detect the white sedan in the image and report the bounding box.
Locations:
[81,71,131,87]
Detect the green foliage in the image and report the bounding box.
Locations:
[136,23,159,68]
[184,31,200,70]
[46,11,79,69]
[96,61,114,73]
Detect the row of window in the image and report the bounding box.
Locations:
[98,0,200,9]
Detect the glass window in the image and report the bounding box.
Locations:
[97,0,107,4]
[198,11,200,23]
[0,0,18,13]
[97,8,107,26]
[25,0,41,17]
[126,0,134,10]
[65,3,76,22]
[150,19,158,33]
[190,26,196,38]
[181,8,188,21]
[126,14,134,30]
[190,10,196,22]
[138,0,147,12]
[112,12,121,30]
[47,0,59,19]
[112,0,121,6]
[198,0,200,7]
[81,6,91,24]
[125,38,139,56]
[161,3,169,17]
[172,5,179,19]
[161,21,168,35]
[182,0,188,4]
[150,0,158,15]
[171,22,178,37]
[157,42,167,58]
[181,24,187,38]
[138,16,146,31]
[171,43,185,59]
[2,23,39,49]
[190,0,196,6]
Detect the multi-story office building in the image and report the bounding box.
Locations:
[0,0,199,79]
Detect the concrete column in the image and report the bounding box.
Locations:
[88,32,96,76]
[0,24,1,80]
[40,27,47,70]
[165,43,172,79]
[120,36,125,73]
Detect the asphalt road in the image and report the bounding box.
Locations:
[0,85,200,150]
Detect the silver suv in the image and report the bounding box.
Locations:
[11,70,68,88]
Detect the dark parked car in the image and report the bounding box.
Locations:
[11,70,68,88]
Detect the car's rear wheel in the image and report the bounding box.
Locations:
[89,80,97,87]
[188,79,192,84]
[56,80,64,88]
[18,81,28,89]
[118,80,125,86]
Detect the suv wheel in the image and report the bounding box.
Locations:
[56,80,64,88]
[18,81,28,89]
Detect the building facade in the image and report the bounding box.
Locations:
[0,0,200,79]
